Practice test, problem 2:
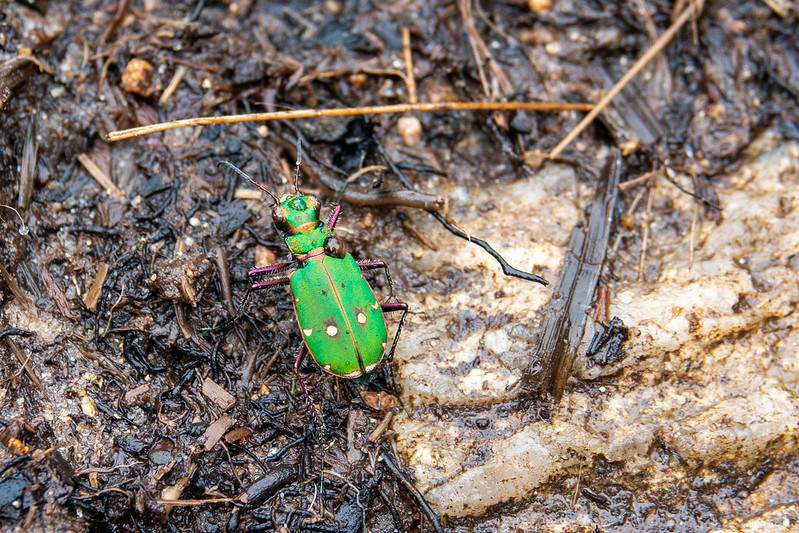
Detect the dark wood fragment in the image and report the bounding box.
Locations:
[520,153,622,399]
[0,59,36,112]
[238,464,299,505]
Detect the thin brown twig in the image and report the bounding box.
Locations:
[0,260,32,312]
[402,28,417,105]
[548,0,704,159]
[5,338,45,394]
[618,169,658,190]
[18,118,36,209]
[156,498,234,506]
[637,186,654,281]
[159,65,187,106]
[106,101,593,142]
[95,0,130,93]
[298,67,405,85]
[457,0,512,97]
[459,0,489,96]
[571,463,584,508]
[272,132,444,211]
[213,247,236,316]
[688,201,699,272]
[77,153,125,200]
[341,165,387,191]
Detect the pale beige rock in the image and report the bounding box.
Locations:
[392,140,799,523]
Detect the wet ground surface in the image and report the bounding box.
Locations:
[1,1,798,531]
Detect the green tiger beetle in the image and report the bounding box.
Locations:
[219,160,408,382]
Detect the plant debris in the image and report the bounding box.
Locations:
[1,1,797,531]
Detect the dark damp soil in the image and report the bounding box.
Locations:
[1,1,797,531]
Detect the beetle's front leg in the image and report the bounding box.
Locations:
[326,204,342,229]
[248,262,292,277]
[251,274,291,290]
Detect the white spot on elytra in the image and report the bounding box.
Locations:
[357,312,367,324]
[372,302,379,310]
[326,325,338,337]
[382,342,387,349]
[303,329,313,336]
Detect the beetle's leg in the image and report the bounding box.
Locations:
[293,344,320,417]
[251,274,291,290]
[326,204,342,229]
[357,259,395,300]
[381,302,408,361]
[248,262,290,277]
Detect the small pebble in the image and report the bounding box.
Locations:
[528,0,552,13]
[257,125,269,138]
[398,116,423,146]
[80,392,98,418]
[361,212,374,229]
[121,58,155,97]
[545,41,561,56]
[348,73,368,89]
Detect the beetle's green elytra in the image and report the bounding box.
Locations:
[291,253,388,378]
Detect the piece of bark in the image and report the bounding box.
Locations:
[520,153,622,400]
[201,377,236,410]
[83,263,109,311]
[202,415,234,451]
[122,383,150,406]
[223,427,252,444]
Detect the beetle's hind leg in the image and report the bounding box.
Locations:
[248,261,294,278]
[357,259,396,300]
[293,344,321,418]
[381,302,408,361]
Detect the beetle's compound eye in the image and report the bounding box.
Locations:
[272,205,289,230]
[324,236,347,258]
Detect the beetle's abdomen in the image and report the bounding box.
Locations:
[290,254,388,378]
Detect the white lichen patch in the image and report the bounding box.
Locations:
[392,141,799,522]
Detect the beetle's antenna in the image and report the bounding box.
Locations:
[217,160,279,204]
[293,137,302,193]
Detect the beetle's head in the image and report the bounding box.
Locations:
[272,193,321,234]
